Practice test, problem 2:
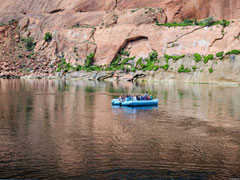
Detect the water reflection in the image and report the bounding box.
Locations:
[0,79,240,179]
[112,106,158,114]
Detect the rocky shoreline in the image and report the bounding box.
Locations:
[3,63,240,85]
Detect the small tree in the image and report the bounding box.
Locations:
[21,37,36,51]
[203,17,215,27]
[44,32,52,42]
[84,53,95,68]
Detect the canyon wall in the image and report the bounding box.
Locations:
[0,0,240,82]
[1,0,240,20]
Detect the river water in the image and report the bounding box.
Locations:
[0,79,240,180]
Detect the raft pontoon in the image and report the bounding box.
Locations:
[112,99,159,107]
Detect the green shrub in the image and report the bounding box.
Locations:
[135,57,145,69]
[149,51,158,61]
[156,19,194,27]
[225,50,240,55]
[153,65,160,71]
[143,57,156,71]
[164,54,170,63]
[172,55,185,61]
[135,51,159,71]
[156,18,230,28]
[74,65,82,71]
[160,64,169,71]
[20,37,36,51]
[105,66,116,71]
[56,56,104,72]
[121,56,135,65]
[216,51,224,57]
[73,47,78,53]
[89,65,102,71]
[207,54,214,60]
[192,66,197,71]
[194,53,202,62]
[202,17,215,27]
[121,58,129,65]
[64,63,73,72]
[163,54,185,63]
[131,67,136,72]
[56,58,73,72]
[56,67,62,72]
[120,50,129,56]
[220,19,230,27]
[111,55,122,67]
[145,63,155,71]
[110,50,134,70]
[116,65,124,71]
[8,19,17,24]
[44,32,52,42]
[84,53,95,68]
[203,54,214,64]
[203,56,208,64]
[209,68,213,73]
[178,64,191,73]
[182,19,194,25]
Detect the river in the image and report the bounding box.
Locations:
[0,79,240,180]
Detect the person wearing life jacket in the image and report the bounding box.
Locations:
[133,94,137,101]
[144,92,149,100]
[150,95,153,100]
[144,91,149,97]
[126,95,131,101]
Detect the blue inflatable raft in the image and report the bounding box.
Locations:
[112,98,159,107]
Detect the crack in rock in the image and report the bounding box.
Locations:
[167,27,204,44]
[87,28,97,55]
[112,0,118,12]
[209,27,225,47]
[49,9,64,14]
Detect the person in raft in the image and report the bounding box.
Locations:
[119,93,153,102]
[144,91,149,97]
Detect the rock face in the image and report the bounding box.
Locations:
[0,0,240,83]
[57,53,240,84]
[1,0,240,20]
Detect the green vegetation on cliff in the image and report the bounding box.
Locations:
[44,32,52,42]
[216,51,224,59]
[178,64,191,73]
[160,64,169,71]
[108,50,135,71]
[194,53,202,62]
[192,66,197,71]
[209,68,213,73]
[0,19,17,26]
[203,54,214,64]
[20,37,36,51]
[84,53,95,68]
[164,54,185,63]
[226,50,240,55]
[156,17,230,28]
[55,49,240,74]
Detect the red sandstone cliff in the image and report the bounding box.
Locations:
[0,0,240,20]
[0,0,240,69]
